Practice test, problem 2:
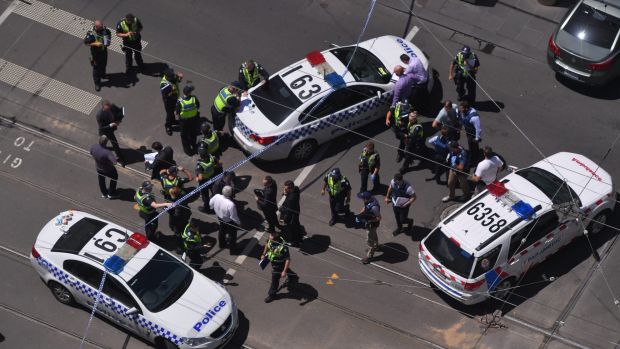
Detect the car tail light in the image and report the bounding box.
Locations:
[249,134,276,145]
[548,34,560,57]
[31,245,41,258]
[463,279,485,290]
[587,57,615,71]
[419,243,424,252]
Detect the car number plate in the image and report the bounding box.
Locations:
[562,69,580,81]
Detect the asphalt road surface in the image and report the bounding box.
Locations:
[1,0,619,348]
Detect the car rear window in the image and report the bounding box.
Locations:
[251,76,302,126]
[424,228,474,278]
[563,3,620,50]
[51,217,107,254]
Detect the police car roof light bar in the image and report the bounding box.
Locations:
[486,180,508,197]
[306,51,326,65]
[103,233,148,275]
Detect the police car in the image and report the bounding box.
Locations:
[232,35,433,161]
[419,152,614,305]
[30,211,237,349]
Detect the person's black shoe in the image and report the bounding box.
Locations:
[408,218,414,229]
[198,206,210,214]
[264,295,275,303]
[329,219,335,226]
[361,257,371,264]
[125,66,132,75]
[95,84,101,92]
[165,128,173,136]
[392,228,401,236]
[425,176,438,182]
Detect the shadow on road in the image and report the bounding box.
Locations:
[556,74,620,100]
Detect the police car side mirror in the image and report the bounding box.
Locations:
[377,90,382,99]
[126,307,141,316]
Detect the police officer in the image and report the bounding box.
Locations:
[321,168,352,226]
[159,165,193,201]
[115,13,144,74]
[449,46,480,103]
[385,173,416,235]
[135,181,172,240]
[198,122,221,159]
[392,101,412,163]
[176,85,201,156]
[238,60,269,90]
[358,142,380,194]
[457,101,482,165]
[357,192,381,264]
[181,218,213,268]
[161,68,184,135]
[442,141,471,203]
[426,125,450,183]
[400,111,424,175]
[195,144,217,214]
[84,20,111,92]
[261,230,297,303]
[211,82,242,132]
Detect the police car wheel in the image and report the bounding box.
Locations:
[155,337,178,349]
[588,211,610,235]
[289,140,317,161]
[493,278,514,301]
[48,281,75,305]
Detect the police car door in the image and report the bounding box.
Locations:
[506,211,560,274]
[101,276,149,340]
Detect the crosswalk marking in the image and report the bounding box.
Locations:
[0,58,101,114]
[12,0,148,54]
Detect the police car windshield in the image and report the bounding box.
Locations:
[516,167,580,206]
[330,47,391,84]
[127,250,193,312]
[425,228,474,278]
[251,76,303,126]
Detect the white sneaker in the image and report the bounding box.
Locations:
[441,196,452,203]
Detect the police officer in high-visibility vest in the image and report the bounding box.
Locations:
[135,181,171,240]
[181,218,213,268]
[211,82,242,132]
[159,165,192,201]
[195,144,218,214]
[198,122,221,159]
[449,46,480,103]
[357,192,381,264]
[84,20,111,92]
[400,111,424,175]
[176,85,201,156]
[238,60,269,91]
[115,13,144,74]
[321,168,352,226]
[261,230,298,303]
[358,142,381,194]
[392,101,412,163]
[161,68,184,135]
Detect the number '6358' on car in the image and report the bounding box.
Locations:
[232,35,433,161]
[30,211,238,349]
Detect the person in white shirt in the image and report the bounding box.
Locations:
[210,185,240,254]
[470,146,504,193]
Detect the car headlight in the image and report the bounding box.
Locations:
[180,337,214,347]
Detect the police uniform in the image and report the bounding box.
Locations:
[160,172,190,230]
[264,236,297,301]
[400,118,424,174]
[116,15,144,72]
[238,61,269,90]
[182,223,206,267]
[323,171,351,225]
[445,145,471,201]
[160,71,181,135]
[176,92,201,156]
[358,148,380,193]
[393,103,411,162]
[451,47,480,103]
[457,106,482,165]
[388,178,415,232]
[199,129,221,158]
[359,194,381,263]
[84,25,111,90]
[427,132,450,182]
[135,188,158,239]
[211,86,240,132]
[195,153,216,211]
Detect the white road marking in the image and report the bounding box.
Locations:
[12,0,148,54]
[0,0,18,27]
[405,25,420,42]
[0,58,101,114]
[0,244,29,259]
[224,145,328,280]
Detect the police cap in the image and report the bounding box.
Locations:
[183,85,194,95]
[197,143,209,157]
[168,165,178,174]
[141,181,153,191]
[330,168,341,178]
[200,121,211,135]
[357,191,372,200]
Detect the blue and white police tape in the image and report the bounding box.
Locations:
[79,270,108,349]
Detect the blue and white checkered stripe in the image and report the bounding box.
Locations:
[36,257,183,345]
[236,91,393,143]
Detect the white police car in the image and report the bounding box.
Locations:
[30,211,238,349]
[233,35,432,161]
[419,152,614,305]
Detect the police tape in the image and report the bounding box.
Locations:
[79,270,108,349]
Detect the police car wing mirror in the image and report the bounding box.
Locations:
[325,41,340,48]
[125,307,141,316]
[376,90,382,99]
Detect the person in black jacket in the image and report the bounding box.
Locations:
[256,176,279,233]
[279,180,302,247]
[96,100,125,165]
[149,142,176,181]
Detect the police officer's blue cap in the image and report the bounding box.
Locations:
[331,168,341,177]
[357,191,372,200]
[141,181,153,190]
[461,46,471,53]
[183,85,194,95]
